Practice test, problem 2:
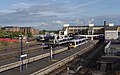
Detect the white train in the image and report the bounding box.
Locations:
[69,38,88,48]
[58,37,73,45]
[48,37,73,47]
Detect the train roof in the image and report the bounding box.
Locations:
[70,38,86,42]
[58,37,72,41]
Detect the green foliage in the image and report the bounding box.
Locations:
[39,30,59,35]
[27,32,32,37]
[39,30,46,35]
[0,30,22,38]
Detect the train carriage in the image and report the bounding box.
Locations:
[69,38,88,48]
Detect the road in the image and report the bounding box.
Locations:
[0,40,96,75]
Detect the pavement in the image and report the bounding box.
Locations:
[0,40,96,75]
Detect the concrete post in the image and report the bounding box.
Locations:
[91,36,93,40]
[50,47,53,60]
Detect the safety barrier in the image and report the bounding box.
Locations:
[105,41,111,55]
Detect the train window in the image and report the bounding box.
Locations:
[59,40,63,42]
[76,41,79,45]
[70,42,75,45]
[64,39,67,41]
[82,40,85,42]
[79,41,81,43]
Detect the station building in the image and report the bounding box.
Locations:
[60,23,120,40]
[59,24,104,36]
[105,26,119,40]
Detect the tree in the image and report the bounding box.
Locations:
[27,32,32,37]
[39,30,46,35]
[13,31,21,38]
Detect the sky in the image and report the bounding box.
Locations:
[0,0,120,29]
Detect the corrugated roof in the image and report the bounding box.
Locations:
[105,26,118,30]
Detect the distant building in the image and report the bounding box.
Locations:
[63,24,69,36]
[2,26,40,36]
[20,27,39,36]
[2,26,20,32]
[60,24,104,36]
[105,26,119,40]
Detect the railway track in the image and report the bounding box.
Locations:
[48,40,104,75]
[0,42,42,54]
[0,44,47,60]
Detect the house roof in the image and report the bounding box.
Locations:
[3,26,19,28]
[105,26,118,30]
[20,27,32,28]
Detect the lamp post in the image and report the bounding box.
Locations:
[19,35,23,55]
[19,35,23,72]
[104,21,106,41]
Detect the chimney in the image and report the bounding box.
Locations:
[104,21,106,27]
[104,21,106,41]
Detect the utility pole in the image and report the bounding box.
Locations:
[104,21,106,41]
[104,21,107,55]
[19,35,24,72]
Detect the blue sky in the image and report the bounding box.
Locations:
[0,0,120,16]
[0,0,120,29]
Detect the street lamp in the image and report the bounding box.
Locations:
[19,35,23,55]
[19,35,28,71]
[19,35,24,72]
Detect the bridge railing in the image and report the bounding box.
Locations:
[105,41,111,55]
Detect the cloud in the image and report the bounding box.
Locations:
[64,0,71,3]
[69,0,105,9]
[12,3,33,8]
[52,0,57,1]
[0,2,71,24]
[0,0,107,26]
[0,9,17,14]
